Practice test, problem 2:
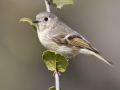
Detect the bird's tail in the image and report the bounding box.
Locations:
[89,50,113,66]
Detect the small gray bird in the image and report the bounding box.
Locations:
[33,12,112,66]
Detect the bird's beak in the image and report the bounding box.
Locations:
[32,20,39,23]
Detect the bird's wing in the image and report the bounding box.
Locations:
[65,34,100,54]
[50,34,113,66]
[50,33,99,54]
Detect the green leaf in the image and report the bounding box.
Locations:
[50,0,74,9]
[49,86,55,90]
[49,86,61,90]
[19,18,37,30]
[42,50,68,72]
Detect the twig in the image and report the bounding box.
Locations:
[55,71,60,90]
[44,0,60,89]
[44,0,51,12]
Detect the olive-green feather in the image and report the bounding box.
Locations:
[66,37,90,48]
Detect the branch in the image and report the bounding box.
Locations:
[44,0,51,12]
[42,50,68,90]
[55,71,60,90]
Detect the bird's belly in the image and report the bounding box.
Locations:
[38,31,80,58]
[49,44,80,58]
[48,44,79,58]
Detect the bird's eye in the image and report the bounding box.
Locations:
[44,17,48,21]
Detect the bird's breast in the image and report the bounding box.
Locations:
[37,30,80,59]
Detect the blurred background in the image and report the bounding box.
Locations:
[0,0,120,90]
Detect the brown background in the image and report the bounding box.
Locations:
[0,0,120,90]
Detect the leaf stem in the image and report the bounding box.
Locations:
[44,0,51,12]
[55,71,60,90]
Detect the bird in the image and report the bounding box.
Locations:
[33,11,113,66]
